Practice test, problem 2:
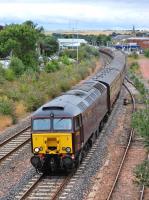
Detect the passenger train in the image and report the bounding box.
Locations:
[30,48,126,173]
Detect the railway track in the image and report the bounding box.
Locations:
[106,78,136,200]
[126,77,148,200]
[140,185,145,200]
[15,172,74,200]
[0,126,31,164]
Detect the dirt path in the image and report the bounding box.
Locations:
[138,58,149,80]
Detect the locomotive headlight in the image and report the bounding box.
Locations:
[34,147,42,153]
[65,147,71,153]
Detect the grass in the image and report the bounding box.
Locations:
[0,55,99,130]
[0,115,12,132]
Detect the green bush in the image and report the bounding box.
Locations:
[60,45,99,62]
[59,79,71,92]
[60,55,71,65]
[9,56,25,76]
[134,160,149,186]
[129,62,139,73]
[25,90,45,111]
[0,64,6,84]
[45,60,60,73]
[144,49,149,58]
[4,68,15,81]
[0,96,14,115]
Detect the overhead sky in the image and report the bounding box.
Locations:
[0,0,149,30]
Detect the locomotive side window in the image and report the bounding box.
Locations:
[53,118,72,130]
[75,116,80,130]
[33,119,51,131]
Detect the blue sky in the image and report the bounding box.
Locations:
[0,0,149,30]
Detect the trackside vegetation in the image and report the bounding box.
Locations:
[0,22,99,129]
[128,62,149,187]
[144,48,149,58]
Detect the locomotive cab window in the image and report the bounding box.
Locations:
[53,118,72,130]
[33,118,51,131]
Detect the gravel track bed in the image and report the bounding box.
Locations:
[0,143,33,200]
[0,116,31,143]
[58,89,126,200]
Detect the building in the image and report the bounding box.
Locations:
[127,37,149,49]
[57,38,87,50]
[114,43,140,52]
[112,34,131,44]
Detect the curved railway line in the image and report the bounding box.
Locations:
[125,76,147,200]
[0,126,31,164]
[106,78,136,200]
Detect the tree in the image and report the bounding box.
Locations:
[0,23,41,70]
[96,34,111,46]
[40,36,58,56]
[9,56,25,76]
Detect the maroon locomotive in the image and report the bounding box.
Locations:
[30,48,126,172]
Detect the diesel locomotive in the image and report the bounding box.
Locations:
[30,48,126,172]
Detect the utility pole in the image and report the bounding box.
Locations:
[76,20,79,64]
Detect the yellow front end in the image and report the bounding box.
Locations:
[32,133,73,154]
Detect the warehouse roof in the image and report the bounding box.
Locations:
[128,37,149,40]
[58,38,87,43]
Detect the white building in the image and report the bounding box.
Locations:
[0,59,10,69]
[58,38,87,50]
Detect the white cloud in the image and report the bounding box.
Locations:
[0,1,149,29]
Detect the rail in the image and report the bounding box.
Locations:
[106,79,136,200]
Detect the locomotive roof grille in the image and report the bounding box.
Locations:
[94,83,104,93]
[90,93,97,99]
[85,96,94,105]
[77,102,87,111]
[42,106,64,111]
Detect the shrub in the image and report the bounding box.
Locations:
[4,68,15,81]
[9,56,25,76]
[134,160,149,186]
[129,62,139,73]
[0,96,14,116]
[60,55,71,65]
[0,64,6,84]
[45,60,60,73]
[144,49,149,58]
[59,79,71,92]
[25,90,45,111]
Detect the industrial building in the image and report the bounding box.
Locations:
[127,37,149,49]
[58,38,87,50]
